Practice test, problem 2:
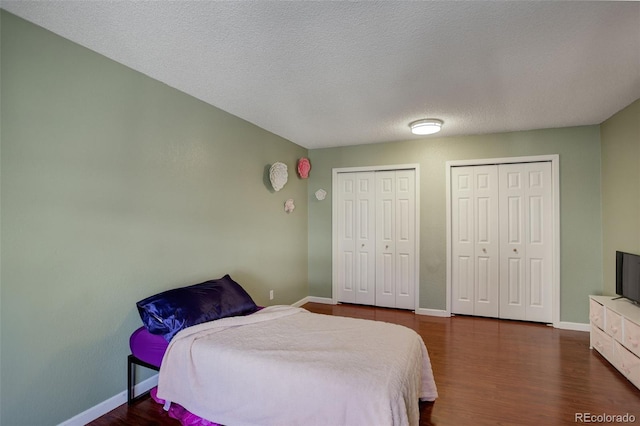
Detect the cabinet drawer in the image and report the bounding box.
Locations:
[624,318,640,358]
[615,341,640,389]
[591,324,614,360]
[606,308,623,341]
[589,298,604,330]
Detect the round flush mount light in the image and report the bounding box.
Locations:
[409,119,443,135]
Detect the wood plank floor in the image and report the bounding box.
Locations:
[90,302,640,425]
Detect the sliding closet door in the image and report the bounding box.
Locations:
[375,170,416,309]
[499,162,553,323]
[451,166,499,317]
[336,172,376,305]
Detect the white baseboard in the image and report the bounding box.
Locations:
[413,308,589,331]
[307,296,335,305]
[415,307,450,317]
[57,374,158,426]
[555,321,590,332]
[292,296,335,307]
[291,296,310,307]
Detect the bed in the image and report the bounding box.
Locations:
[130,275,438,426]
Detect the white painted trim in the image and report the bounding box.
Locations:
[415,308,450,317]
[445,155,558,168]
[331,164,421,310]
[331,164,419,173]
[307,296,336,305]
[445,160,453,318]
[414,166,421,312]
[551,156,561,328]
[291,297,309,307]
[445,155,561,326]
[555,322,590,332]
[292,296,335,307]
[331,170,340,305]
[57,374,158,426]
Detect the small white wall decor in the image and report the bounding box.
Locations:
[315,189,327,201]
[269,162,288,191]
[284,199,295,213]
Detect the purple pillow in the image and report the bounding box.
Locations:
[136,274,258,341]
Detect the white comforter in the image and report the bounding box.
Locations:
[157,305,438,426]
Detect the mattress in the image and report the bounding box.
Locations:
[129,326,169,368]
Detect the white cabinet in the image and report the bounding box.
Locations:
[589,295,640,390]
[336,169,417,309]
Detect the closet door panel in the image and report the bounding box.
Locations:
[499,166,527,320]
[451,167,475,315]
[507,258,523,304]
[523,162,553,322]
[337,174,356,303]
[473,166,499,317]
[499,162,552,322]
[398,253,411,297]
[355,173,376,305]
[375,171,396,308]
[395,169,416,310]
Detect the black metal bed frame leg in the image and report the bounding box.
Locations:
[127,354,160,405]
[127,354,135,405]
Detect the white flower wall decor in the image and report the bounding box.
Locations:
[284,199,295,213]
[269,162,288,191]
[315,189,327,201]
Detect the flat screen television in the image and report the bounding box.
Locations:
[616,251,640,304]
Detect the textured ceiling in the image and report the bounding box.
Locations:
[2,1,639,149]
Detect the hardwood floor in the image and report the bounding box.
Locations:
[90,302,640,425]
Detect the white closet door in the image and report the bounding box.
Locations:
[337,173,357,303]
[376,170,416,309]
[472,166,499,317]
[499,162,552,322]
[337,172,376,305]
[375,171,396,308]
[394,170,416,309]
[451,167,475,315]
[451,166,499,317]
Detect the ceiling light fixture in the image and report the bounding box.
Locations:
[409,119,443,135]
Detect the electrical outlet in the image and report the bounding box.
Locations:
[269,290,274,300]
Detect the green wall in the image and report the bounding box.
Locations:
[308,126,603,324]
[601,99,640,294]
[1,11,308,425]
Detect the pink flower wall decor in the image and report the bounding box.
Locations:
[297,157,311,179]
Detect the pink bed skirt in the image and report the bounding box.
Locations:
[150,387,221,426]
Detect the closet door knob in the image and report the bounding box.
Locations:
[513,248,518,253]
[482,248,487,253]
